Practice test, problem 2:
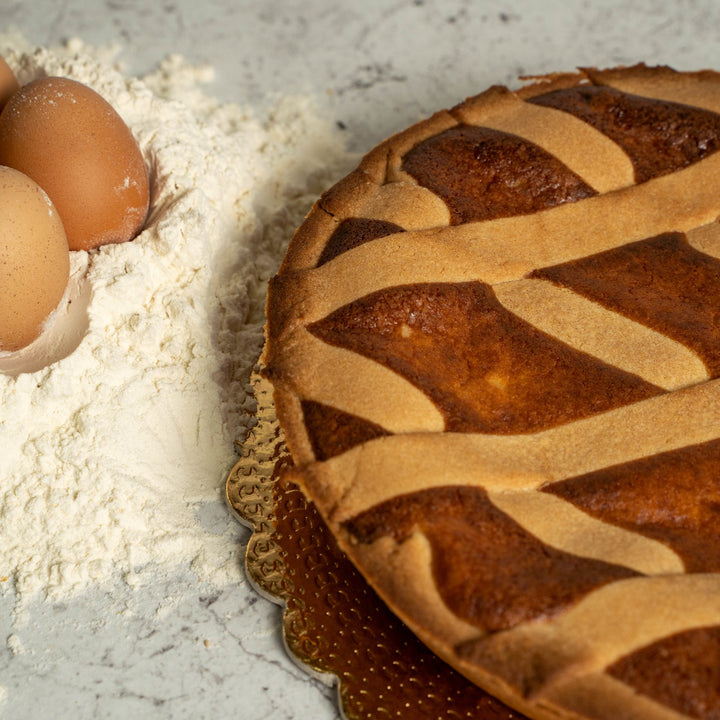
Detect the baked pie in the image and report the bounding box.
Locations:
[262,64,720,720]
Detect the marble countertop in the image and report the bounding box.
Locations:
[2,1,720,718]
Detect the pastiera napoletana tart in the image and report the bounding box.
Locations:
[263,65,720,720]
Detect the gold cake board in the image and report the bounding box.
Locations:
[226,368,524,720]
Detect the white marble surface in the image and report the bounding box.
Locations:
[2,1,720,718]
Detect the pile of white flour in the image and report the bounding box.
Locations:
[0,37,352,610]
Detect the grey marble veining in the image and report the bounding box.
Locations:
[2,0,720,718]
[8,0,720,152]
[1,568,338,719]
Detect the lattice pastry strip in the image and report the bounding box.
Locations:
[263,64,720,720]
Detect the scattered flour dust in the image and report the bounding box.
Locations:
[0,36,353,612]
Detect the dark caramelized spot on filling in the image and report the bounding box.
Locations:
[533,232,720,376]
[301,399,391,461]
[529,86,720,183]
[544,437,720,572]
[344,486,638,632]
[308,282,662,434]
[401,124,596,224]
[609,626,720,720]
[317,217,405,266]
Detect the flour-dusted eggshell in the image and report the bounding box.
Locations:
[0,76,149,251]
[0,165,69,351]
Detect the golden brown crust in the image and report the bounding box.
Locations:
[263,65,720,720]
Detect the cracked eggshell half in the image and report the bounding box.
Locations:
[0,165,70,351]
[0,76,149,251]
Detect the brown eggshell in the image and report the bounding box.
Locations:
[0,166,70,351]
[0,76,149,251]
[0,55,19,111]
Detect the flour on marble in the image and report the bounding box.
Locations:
[6,633,23,655]
[0,37,352,610]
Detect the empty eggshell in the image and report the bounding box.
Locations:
[0,165,70,351]
[0,76,149,251]
[0,55,19,111]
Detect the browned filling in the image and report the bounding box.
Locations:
[609,626,720,720]
[401,125,596,224]
[317,217,404,266]
[533,232,720,376]
[529,85,720,183]
[308,281,662,434]
[344,485,638,632]
[301,399,390,461]
[544,437,720,572]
